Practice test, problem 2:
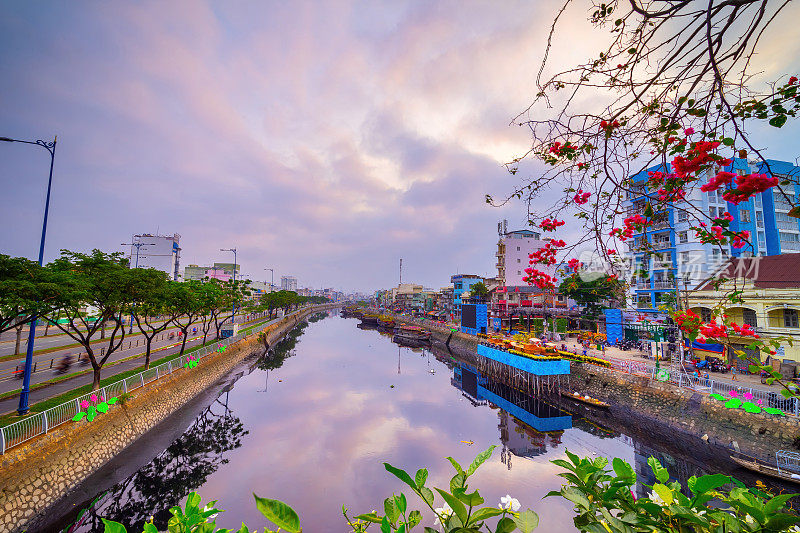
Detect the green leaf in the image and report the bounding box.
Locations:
[446,456,465,476]
[235,524,250,533]
[86,407,96,422]
[495,516,517,533]
[722,137,735,146]
[450,472,467,492]
[419,486,435,507]
[96,402,109,413]
[765,493,796,514]
[415,468,429,488]
[408,510,422,528]
[612,458,635,482]
[742,401,761,413]
[102,519,127,533]
[709,393,726,401]
[688,474,730,496]
[108,397,118,405]
[769,114,788,128]
[424,528,439,533]
[647,457,669,483]
[384,497,400,524]
[453,487,484,506]
[466,445,497,476]
[143,522,158,533]
[384,463,417,490]
[512,510,539,533]
[185,492,202,514]
[354,513,383,524]
[764,407,786,416]
[381,515,391,533]
[395,493,407,514]
[765,514,800,530]
[468,507,503,526]
[652,483,674,505]
[253,494,301,533]
[780,388,795,399]
[560,486,591,510]
[435,488,469,524]
[724,398,742,409]
[72,411,86,421]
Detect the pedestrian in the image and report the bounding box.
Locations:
[704,372,710,386]
[731,365,738,381]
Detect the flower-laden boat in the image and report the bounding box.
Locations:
[393,324,431,347]
[377,315,396,329]
[560,390,610,409]
[360,313,380,326]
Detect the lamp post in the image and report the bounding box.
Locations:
[121,239,155,333]
[264,268,274,293]
[0,135,57,416]
[220,248,237,323]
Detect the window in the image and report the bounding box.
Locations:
[740,209,751,223]
[517,258,521,263]
[756,211,764,228]
[677,211,688,223]
[709,206,717,218]
[678,231,688,243]
[517,270,521,276]
[700,308,713,322]
[742,308,757,327]
[712,249,721,262]
[785,309,799,328]
[707,189,717,203]
[517,246,520,251]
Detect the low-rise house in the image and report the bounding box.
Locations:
[687,255,800,363]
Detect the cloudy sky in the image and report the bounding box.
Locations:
[2,1,799,292]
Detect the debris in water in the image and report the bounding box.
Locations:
[390,385,395,388]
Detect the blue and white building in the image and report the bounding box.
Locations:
[623,156,800,312]
[451,274,483,319]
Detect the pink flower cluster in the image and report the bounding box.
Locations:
[573,190,591,205]
[529,239,565,265]
[610,214,648,241]
[522,268,557,289]
[539,218,566,232]
[721,173,780,205]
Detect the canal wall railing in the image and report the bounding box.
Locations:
[0,307,320,454]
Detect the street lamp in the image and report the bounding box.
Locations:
[1,135,57,416]
[220,248,237,323]
[121,239,155,333]
[264,268,274,293]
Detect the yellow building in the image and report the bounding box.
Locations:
[687,255,800,363]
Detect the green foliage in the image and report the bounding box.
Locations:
[558,275,622,317]
[547,449,799,532]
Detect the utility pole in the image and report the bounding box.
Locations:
[399,258,402,285]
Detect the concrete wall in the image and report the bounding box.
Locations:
[0,305,335,533]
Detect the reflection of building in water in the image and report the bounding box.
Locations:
[449,361,572,470]
[633,440,706,500]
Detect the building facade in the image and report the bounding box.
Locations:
[451,274,483,319]
[183,262,240,282]
[280,276,298,292]
[623,157,800,312]
[496,230,547,286]
[687,255,800,363]
[129,233,181,281]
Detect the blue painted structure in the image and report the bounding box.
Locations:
[461,303,488,335]
[451,274,483,318]
[478,386,572,432]
[604,309,623,345]
[477,344,570,375]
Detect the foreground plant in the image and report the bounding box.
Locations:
[72,393,119,422]
[549,450,800,532]
[343,445,539,533]
[101,491,301,533]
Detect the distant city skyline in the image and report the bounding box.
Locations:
[2,1,799,293]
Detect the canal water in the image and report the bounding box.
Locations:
[44,312,777,532]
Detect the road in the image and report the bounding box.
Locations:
[0,313,277,395]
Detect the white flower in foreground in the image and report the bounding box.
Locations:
[202,504,219,521]
[434,503,453,526]
[499,494,521,512]
[647,491,664,505]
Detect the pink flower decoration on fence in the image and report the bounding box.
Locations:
[80,400,90,410]
[729,390,739,398]
[756,399,764,406]
[90,394,98,403]
[743,392,753,401]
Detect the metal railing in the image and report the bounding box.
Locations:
[0,306,329,454]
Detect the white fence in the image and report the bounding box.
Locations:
[0,307,323,454]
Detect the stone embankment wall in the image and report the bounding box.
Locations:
[388,314,800,458]
[0,306,334,533]
[571,364,800,458]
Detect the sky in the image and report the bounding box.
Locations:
[2,1,800,293]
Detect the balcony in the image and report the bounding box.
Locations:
[636,281,650,289]
[652,240,672,250]
[653,280,674,290]
[636,299,653,309]
[652,219,671,230]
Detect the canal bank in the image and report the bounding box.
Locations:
[387,313,800,460]
[0,305,338,533]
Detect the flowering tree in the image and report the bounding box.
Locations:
[495,0,800,383]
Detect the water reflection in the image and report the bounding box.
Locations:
[46,313,790,533]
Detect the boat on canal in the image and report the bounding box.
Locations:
[393,324,431,347]
[560,390,610,409]
[360,313,380,326]
[730,451,800,485]
[377,315,396,329]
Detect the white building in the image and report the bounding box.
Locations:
[129,233,181,281]
[280,276,298,292]
[496,229,547,286]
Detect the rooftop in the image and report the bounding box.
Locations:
[697,254,800,290]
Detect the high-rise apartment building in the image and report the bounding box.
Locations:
[129,233,181,281]
[623,157,800,311]
[280,276,298,292]
[496,229,547,286]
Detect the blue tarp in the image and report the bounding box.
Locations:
[685,339,724,354]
